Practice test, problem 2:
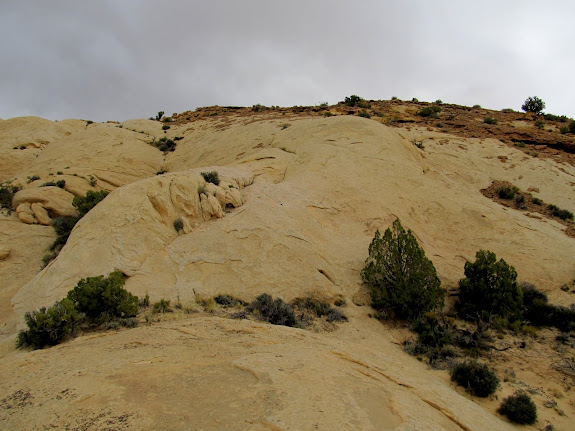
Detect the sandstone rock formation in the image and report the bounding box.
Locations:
[12,167,253,315]
[12,186,77,218]
[1,110,574,430]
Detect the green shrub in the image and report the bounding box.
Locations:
[361,219,444,322]
[521,96,545,114]
[532,197,543,205]
[418,106,442,118]
[41,251,59,268]
[50,216,79,249]
[484,117,498,125]
[139,293,150,308]
[155,111,164,121]
[412,313,453,348]
[522,282,575,331]
[514,194,525,207]
[66,271,138,324]
[162,125,170,130]
[358,111,371,118]
[248,294,296,327]
[292,297,331,317]
[535,120,545,129]
[344,95,363,107]
[151,137,177,152]
[569,120,575,133]
[41,180,65,189]
[105,317,138,330]
[72,190,109,218]
[473,104,481,109]
[326,308,348,322]
[458,250,523,322]
[548,204,573,220]
[152,299,171,313]
[0,185,20,211]
[201,171,220,186]
[497,391,537,424]
[450,360,499,397]
[496,185,519,199]
[214,294,246,308]
[17,299,83,349]
[252,104,269,112]
[292,297,347,322]
[544,113,569,122]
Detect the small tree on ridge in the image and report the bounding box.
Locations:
[521,96,545,114]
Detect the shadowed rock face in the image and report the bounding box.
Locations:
[0,113,574,430]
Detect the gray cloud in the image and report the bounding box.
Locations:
[1,0,574,121]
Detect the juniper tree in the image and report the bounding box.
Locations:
[361,219,444,321]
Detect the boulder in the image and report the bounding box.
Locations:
[225,187,245,208]
[12,186,77,218]
[16,202,36,224]
[31,202,52,225]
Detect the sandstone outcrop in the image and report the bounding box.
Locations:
[12,186,77,218]
[16,202,36,224]
[12,167,253,315]
[1,112,574,430]
[30,203,51,225]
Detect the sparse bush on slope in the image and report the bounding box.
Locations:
[412,312,453,349]
[521,282,575,331]
[344,95,364,107]
[498,391,537,424]
[72,190,109,218]
[17,299,83,349]
[362,219,444,322]
[496,185,519,199]
[248,294,297,327]
[418,106,442,118]
[450,360,499,397]
[0,184,20,212]
[150,137,177,153]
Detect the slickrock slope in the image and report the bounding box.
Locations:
[1,110,574,430]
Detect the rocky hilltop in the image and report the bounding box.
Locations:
[0,100,574,430]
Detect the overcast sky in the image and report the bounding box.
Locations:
[1,0,574,122]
